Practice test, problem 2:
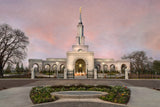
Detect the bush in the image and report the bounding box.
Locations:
[30,86,56,104]
[100,86,130,104]
[41,70,54,75]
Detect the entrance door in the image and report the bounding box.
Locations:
[75,59,86,76]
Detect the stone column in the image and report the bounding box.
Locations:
[64,68,67,79]
[94,69,97,79]
[31,67,35,79]
[117,64,121,73]
[125,70,129,80]
[56,62,59,78]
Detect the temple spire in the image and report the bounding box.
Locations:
[79,7,82,24]
[76,7,84,45]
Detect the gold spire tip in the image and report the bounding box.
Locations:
[79,7,82,13]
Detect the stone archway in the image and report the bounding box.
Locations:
[110,64,116,72]
[52,64,57,73]
[31,63,39,79]
[121,64,127,74]
[60,64,65,73]
[75,59,86,76]
[32,63,39,72]
[96,64,101,72]
[44,64,50,72]
[103,64,108,72]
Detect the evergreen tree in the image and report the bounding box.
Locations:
[152,60,160,73]
[24,67,29,72]
[5,63,11,73]
[16,63,21,73]
[21,63,24,72]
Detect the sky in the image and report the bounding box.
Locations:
[0,0,160,66]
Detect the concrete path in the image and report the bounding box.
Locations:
[0,82,160,107]
[33,98,126,107]
[33,102,125,107]
[128,87,160,107]
[0,87,33,107]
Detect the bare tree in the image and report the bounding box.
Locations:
[0,24,29,77]
[122,51,152,74]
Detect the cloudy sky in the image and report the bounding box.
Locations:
[0,0,160,66]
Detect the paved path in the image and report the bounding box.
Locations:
[0,86,33,107]
[128,86,160,107]
[0,79,160,107]
[0,79,37,90]
[33,98,126,107]
[34,102,125,107]
[1,79,160,89]
[1,86,160,107]
[120,79,160,89]
[24,79,131,87]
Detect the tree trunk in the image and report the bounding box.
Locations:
[0,65,3,78]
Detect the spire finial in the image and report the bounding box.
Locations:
[79,7,82,23]
[79,7,82,13]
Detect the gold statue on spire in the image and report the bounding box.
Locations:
[79,7,82,13]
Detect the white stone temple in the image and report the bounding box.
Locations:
[29,8,130,79]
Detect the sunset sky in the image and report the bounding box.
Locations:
[0,0,160,66]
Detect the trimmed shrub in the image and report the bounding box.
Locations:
[100,86,130,104]
[30,86,56,104]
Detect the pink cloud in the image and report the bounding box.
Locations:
[0,0,160,63]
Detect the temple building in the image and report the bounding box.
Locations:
[29,8,130,79]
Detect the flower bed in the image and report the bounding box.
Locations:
[30,86,56,104]
[51,85,111,92]
[100,86,130,104]
[30,85,130,104]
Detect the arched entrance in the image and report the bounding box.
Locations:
[32,63,39,72]
[110,64,116,72]
[75,59,86,76]
[121,64,127,74]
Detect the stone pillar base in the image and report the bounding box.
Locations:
[64,69,67,79]
[94,69,97,79]
[31,68,35,79]
[125,70,129,80]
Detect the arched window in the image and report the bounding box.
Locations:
[78,49,83,52]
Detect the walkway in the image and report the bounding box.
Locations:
[0,79,160,107]
[128,86,160,107]
[0,86,33,107]
[33,99,126,107]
